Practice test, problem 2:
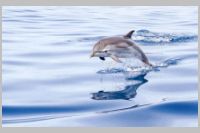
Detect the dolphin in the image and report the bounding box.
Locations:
[90,30,152,66]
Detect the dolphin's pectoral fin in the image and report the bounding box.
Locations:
[110,55,122,63]
[99,57,105,61]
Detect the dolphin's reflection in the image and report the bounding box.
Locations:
[92,73,148,100]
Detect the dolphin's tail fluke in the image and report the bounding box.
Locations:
[140,52,153,67]
[143,60,153,67]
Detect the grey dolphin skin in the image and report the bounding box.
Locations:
[90,30,152,66]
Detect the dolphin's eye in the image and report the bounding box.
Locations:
[105,50,108,53]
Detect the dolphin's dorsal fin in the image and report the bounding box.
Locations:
[124,30,135,39]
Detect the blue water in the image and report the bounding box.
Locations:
[2,6,198,127]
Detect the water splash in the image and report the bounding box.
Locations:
[97,54,197,75]
[133,29,197,44]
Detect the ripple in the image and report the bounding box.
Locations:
[148,100,198,116]
[16,50,89,58]
[3,60,33,66]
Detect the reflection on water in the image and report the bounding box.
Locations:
[92,53,197,101]
[92,73,147,100]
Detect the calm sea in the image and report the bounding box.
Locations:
[2,6,198,127]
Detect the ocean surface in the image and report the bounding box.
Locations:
[2,6,198,127]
